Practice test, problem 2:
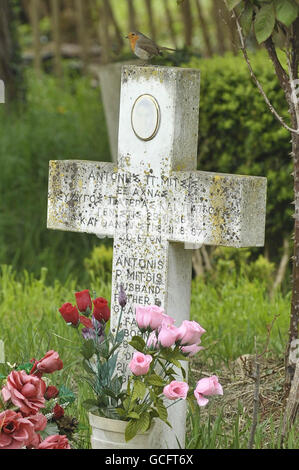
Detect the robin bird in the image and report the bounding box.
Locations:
[126,31,176,62]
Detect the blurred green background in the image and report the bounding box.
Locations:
[0,0,293,286]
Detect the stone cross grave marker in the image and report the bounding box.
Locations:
[47,65,267,448]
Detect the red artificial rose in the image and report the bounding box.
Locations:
[79,315,93,329]
[1,370,46,416]
[59,302,79,326]
[53,404,64,420]
[36,350,63,374]
[75,289,92,313]
[0,410,36,449]
[45,385,59,400]
[38,434,70,449]
[93,297,110,323]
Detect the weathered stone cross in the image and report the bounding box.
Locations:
[47,65,267,448]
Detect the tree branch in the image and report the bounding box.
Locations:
[224,1,299,135]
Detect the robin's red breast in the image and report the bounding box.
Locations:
[126,31,175,61]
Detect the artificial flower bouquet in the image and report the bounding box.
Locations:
[0,350,77,449]
[58,287,223,442]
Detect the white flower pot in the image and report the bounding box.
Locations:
[88,413,158,449]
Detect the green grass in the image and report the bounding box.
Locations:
[191,276,290,367]
[0,262,297,449]
[0,70,110,284]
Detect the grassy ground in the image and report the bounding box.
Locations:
[0,261,297,449]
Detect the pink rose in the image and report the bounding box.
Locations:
[161,313,175,327]
[129,352,152,376]
[38,434,71,449]
[2,370,46,416]
[176,320,206,346]
[0,410,35,449]
[180,344,204,357]
[37,350,63,374]
[194,375,223,407]
[163,381,189,400]
[158,324,179,348]
[135,305,164,331]
[147,331,159,349]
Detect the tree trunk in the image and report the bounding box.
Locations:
[163,0,177,49]
[51,0,62,77]
[288,131,299,389]
[195,0,213,57]
[98,0,110,64]
[75,0,88,73]
[180,0,193,47]
[105,0,124,51]
[30,0,42,73]
[270,237,290,298]
[212,0,226,55]
[286,19,299,390]
[144,0,156,42]
[127,0,137,32]
[0,0,21,101]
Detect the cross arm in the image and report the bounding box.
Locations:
[167,170,267,248]
[47,160,118,237]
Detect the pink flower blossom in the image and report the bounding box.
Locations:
[180,343,204,357]
[2,370,46,416]
[176,320,206,346]
[36,350,63,374]
[38,434,71,449]
[26,413,47,448]
[161,313,175,327]
[135,305,165,331]
[147,331,159,349]
[163,381,189,400]
[129,352,152,376]
[158,324,179,348]
[194,375,223,407]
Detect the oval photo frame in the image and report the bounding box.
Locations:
[131,94,160,141]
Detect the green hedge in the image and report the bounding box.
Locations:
[187,52,293,257]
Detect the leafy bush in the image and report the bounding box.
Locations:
[208,247,275,291]
[84,244,113,284]
[185,52,292,260]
